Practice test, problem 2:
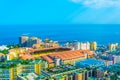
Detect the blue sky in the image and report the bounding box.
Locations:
[0,0,120,45]
[1,0,120,25]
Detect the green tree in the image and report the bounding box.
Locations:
[0,49,9,54]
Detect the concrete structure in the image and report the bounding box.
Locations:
[94,70,104,78]
[0,62,21,80]
[75,42,97,51]
[19,36,29,47]
[75,59,105,68]
[90,42,97,51]
[103,60,113,66]
[20,59,47,75]
[109,43,118,52]
[41,50,95,67]
[75,42,90,50]
[17,73,38,80]
[0,59,47,80]
[75,71,83,80]
[0,53,5,62]
[113,55,120,64]
[41,64,85,80]
[19,36,41,47]
[80,42,90,50]
[19,36,59,49]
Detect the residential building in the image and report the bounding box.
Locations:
[90,42,97,51]
[0,53,5,62]
[0,59,47,80]
[103,60,113,66]
[75,59,105,68]
[19,36,41,47]
[0,62,21,80]
[109,43,118,52]
[41,56,55,68]
[75,42,90,50]
[19,36,29,47]
[113,55,120,64]
[75,71,83,80]
[41,64,84,80]
[17,73,38,80]
[20,59,46,75]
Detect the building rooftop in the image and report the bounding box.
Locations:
[20,59,42,65]
[0,59,43,69]
[75,59,105,68]
[18,73,38,80]
[41,56,54,63]
[41,50,94,63]
[0,61,19,69]
[36,75,48,80]
[42,64,82,76]
[33,47,71,54]
[20,54,34,60]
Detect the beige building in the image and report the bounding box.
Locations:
[19,36,29,45]
[75,42,90,50]
[109,43,118,51]
[90,42,97,51]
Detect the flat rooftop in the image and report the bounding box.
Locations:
[0,59,43,69]
[75,59,105,68]
[0,61,18,69]
[42,64,83,76]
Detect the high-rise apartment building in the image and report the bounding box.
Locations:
[19,36,41,47]
[90,42,97,51]
[19,36,29,47]
[75,42,90,50]
[109,43,118,52]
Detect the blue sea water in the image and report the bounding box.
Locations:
[0,24,120,45]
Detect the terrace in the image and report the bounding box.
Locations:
[36,75,48,80]
[0,58,43,69]
[20,59,42,65]
[18,73,38,80]
[0,61,18,69]
[41,64,83,77]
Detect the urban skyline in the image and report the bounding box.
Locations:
[1,0,120,80]
[0,35,120,80]
[0,25,120,45]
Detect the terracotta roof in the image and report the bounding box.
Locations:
[42,56,54,63]
[28,48,35,52]
[46,50,94,61]
[29,50,94,63]
[20,54,33,60]
[9,48,26,53]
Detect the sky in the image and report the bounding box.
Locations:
[1,0,120,24]
[0,0,120,45]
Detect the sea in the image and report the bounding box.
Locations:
[0,24,120,46]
